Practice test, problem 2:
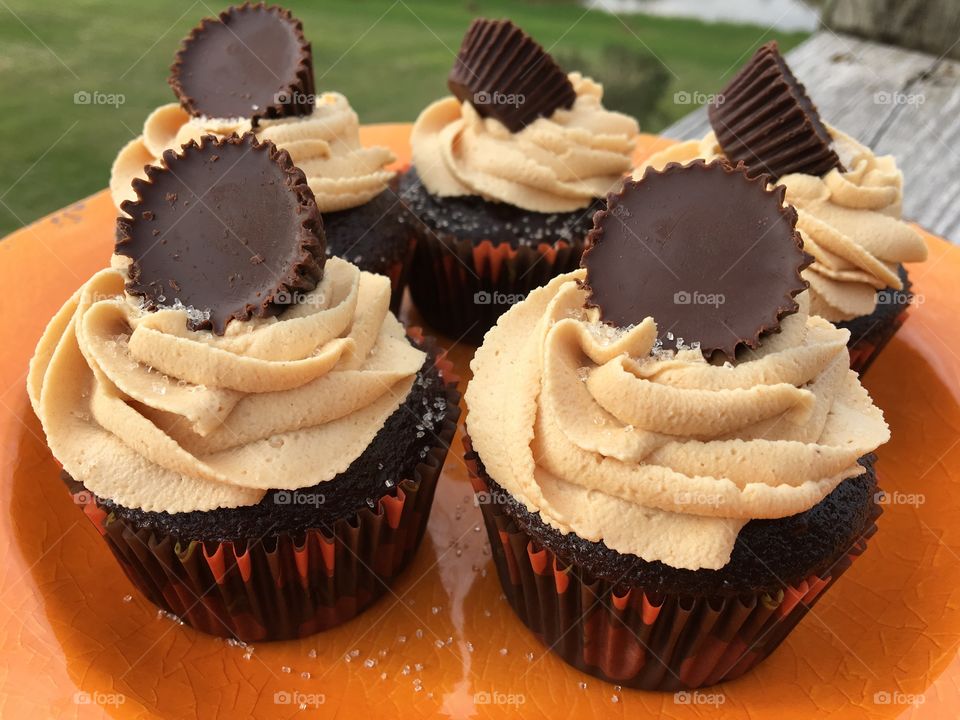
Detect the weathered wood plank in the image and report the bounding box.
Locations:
[660,32,960,241]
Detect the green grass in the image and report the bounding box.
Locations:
[0,0,808,236]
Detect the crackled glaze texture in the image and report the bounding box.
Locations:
[1,130,957,719]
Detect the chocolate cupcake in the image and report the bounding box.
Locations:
[463,161,890,689]
[640,42,927,374]
[110,3,411,312]
[29,133,459,641]
[401,18,639,344]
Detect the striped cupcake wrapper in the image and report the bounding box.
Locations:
[64,335,460,642]
[463,433,876,690]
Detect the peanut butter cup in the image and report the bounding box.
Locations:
[116,132,325,335]
[582,159,810,359]
[447,18,576,132]
[707,42,842,179]
[169,3,314,123]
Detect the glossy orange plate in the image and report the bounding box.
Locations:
[0,128,958,719]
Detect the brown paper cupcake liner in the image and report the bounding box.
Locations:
[408,232,584,345]
[64,334,460,642]
[463,434,875,690]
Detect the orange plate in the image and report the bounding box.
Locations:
[0,128,958,719]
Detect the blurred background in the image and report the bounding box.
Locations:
[0,0,956,237]
[0,0,816,236]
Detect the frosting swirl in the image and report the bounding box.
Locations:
[465,271,889,570]
[27,257,425,513]
[111,92,395,213]
[411,73,639,213]
[638,127,928,321]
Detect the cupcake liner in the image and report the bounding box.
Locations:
[385,236,417,315]
[463,434,875,690]
[64,334,460,642]
[408,232,584,345]
[707,42,842,180]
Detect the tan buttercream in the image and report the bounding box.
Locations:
[111,93,395,213]
[637,127,928,321]
[27,257,425,513]
[465,271,889,570]
[410,73,639,213]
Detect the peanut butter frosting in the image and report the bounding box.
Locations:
[28,257,425,513]
[111,92,395,213]
[411,73,639,213]
[465,271,889,570]
[638,127,928,322]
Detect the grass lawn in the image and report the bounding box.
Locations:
[0,0,808,236]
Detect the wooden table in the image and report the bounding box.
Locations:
[662,31,960,243]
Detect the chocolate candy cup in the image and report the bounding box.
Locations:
[169,2,315,123]
[707,41,842,179]
[447,18,576,132]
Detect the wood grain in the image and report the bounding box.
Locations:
[661,32,960,242]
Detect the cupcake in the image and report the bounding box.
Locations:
[401,18,639,344]
[464,160,890,689]
[639,42,927,374]
[29,133,459,641]
[110,3,411,312]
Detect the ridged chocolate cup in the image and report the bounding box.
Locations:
[447,18,576,132]
[582,159,811,361]
[63,334,460,642]
[463,433,879,690]
[169,2,315,124]
[116,132,326,336]
[707,42,843,180]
